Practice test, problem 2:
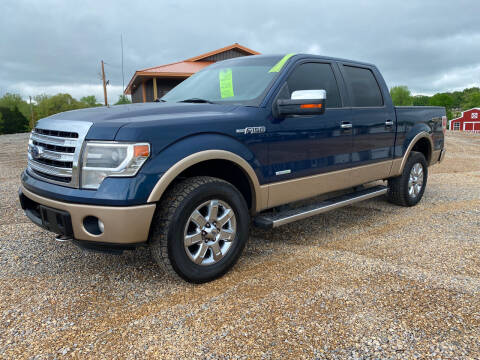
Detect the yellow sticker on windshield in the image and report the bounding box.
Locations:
[219,69,234,98]
[269,53,295,72]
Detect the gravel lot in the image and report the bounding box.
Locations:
[1,131,479,359]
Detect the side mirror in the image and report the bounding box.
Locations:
[277,90,326,116]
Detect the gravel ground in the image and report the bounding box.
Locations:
[0,131,479,359]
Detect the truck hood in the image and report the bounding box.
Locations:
[45,102,240,140]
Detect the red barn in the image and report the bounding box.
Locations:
[449,108,480,132]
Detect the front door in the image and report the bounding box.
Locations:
[266,61,353,207]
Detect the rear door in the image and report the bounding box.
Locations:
[339,64,396,176]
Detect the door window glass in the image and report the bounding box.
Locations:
[285,63,341,108]
[343,66,383,107]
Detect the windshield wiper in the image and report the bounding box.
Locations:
[178,98,214,104]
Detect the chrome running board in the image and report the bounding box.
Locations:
[254,185,388,229]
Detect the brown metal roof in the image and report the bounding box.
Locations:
[124,44,260,95]
[184,43,260,62]
[139,60,214,75]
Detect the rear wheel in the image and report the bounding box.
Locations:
[387,151,428,207]
[150,176,249,283]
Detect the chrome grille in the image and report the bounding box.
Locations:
[27,119,93,188]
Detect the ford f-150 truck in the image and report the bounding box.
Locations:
[19,54,446,283]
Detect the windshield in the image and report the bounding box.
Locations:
[161,55,286,106]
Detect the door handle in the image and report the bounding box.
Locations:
[341,122,352,129]
[385,120,394,127]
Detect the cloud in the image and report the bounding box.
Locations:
[432,64,480,92]
[306,44,323,56]
[1,0,480,100]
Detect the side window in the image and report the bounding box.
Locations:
[342,65,383,107]
[285,63,341,108]
[453,122,460,130]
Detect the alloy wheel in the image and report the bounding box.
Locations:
[183,199,236,266]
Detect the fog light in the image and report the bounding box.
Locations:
[83,216,104,236]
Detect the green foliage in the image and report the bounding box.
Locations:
[462,90,480,110]
[390,86,413,106]
[390,86,480,120]
[34,93,88,121]
[450,91,463,108]
[446,109,454,122]
[114,95,132,105]
[80,95,101,107]
[0,93,30,121]
[0,106,29,134]
[0,92,110,134]
[429,93,454,108]
[412,95,430,106]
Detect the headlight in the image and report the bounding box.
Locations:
[81,141,150,189]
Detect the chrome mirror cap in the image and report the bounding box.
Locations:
[291,89,326,100]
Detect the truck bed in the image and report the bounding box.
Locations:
[394,106,446,154]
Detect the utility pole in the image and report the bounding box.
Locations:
[29,96,34,129]
[101,60,108,106]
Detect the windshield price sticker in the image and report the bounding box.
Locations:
[219,69,234,98]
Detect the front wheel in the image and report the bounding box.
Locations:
[150,176,250,283]
[387,151,428,207]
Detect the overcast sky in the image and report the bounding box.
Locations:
[1,0,479,103]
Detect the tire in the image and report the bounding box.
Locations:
[149,176,250,283]
[387,151,428,207]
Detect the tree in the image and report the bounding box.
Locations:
[412,95,430,106]
[429,93,454,108]
[461,88,480,109]
[0,106,29,134]
[0,93,30,123]
[34,93,87,120]
[390,86,412,106]
[80,95,101,107]
[114,95,132,105]
[450,91,463,109]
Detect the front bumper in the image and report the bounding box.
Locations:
[19,185,156,244]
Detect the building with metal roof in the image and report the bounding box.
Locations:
[124,44,260,103]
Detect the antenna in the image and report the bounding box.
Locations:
[121,34,125,93]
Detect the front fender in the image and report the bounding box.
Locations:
[140,133,265,209]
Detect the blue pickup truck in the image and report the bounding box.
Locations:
[19,54,446,282]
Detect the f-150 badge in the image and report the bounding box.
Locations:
[236,126,266,135]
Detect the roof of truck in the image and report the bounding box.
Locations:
[272,53,376,67]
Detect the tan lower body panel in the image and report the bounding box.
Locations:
[21,185,156,244]
[263,160,392,209]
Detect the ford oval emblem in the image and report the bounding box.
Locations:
[31,145,44,159]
